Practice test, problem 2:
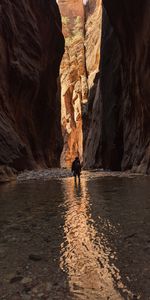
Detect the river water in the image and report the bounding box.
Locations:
[0,172,150,300]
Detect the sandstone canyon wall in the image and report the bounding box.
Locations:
[59,0,102,167]
[84,8,122,170]
[83,0,102,151]
[85,0,102,89]
[0,0,64,179]
[59,0,87,167]
[102,0,150,174]
[84,1,150,174]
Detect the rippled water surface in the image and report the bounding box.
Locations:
[0,173,150,299]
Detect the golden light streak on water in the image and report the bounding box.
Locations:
[59,177,133,299]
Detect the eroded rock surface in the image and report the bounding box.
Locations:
[0,166,17,183]
[84,1,150,174]
[59,0,87,167]
[0,0,64,174]
[59,0,101,167]
[84,8,122,170]
[85,0,102,89]
[83,0,102,154]
[103,0,150,174]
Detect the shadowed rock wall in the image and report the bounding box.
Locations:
[0,0,64,175]
[84,7,122,170]
[102,0,150,174]
[84,1,150,174]
[103,0,150,173]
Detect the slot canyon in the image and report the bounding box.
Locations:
[0,1,150,299]
[0,0,150,180]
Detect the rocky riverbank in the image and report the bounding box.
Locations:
[17,168,143,183]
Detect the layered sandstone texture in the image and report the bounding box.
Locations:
[103,0,150,174]
[0,0,64,176]
[59,0,87,167]
[85,0,102,89]
[85,1,150,174]
[59,0,101,167]
[83,0,102,148]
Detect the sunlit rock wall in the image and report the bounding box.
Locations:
[83,0,102,152]
[59,0,88,167]
[0,0,64,174]
[85,0,102,89]
[59,0,101,168]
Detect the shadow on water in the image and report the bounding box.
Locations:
[0,174,150,299]
[0,180,72,299]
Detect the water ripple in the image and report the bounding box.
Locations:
[60,178,132,299]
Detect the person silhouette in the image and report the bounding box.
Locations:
[71,157,81,182]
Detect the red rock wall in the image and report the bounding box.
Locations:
[59,0,88,167]
[59,0,101,168]
[83,0,102,155]
[84,8,122,170]
[0,0,64,172]
[84,1,150,174]
[102,0,150,173]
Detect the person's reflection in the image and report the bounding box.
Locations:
[74,180,82,199]
[59,177,128,299]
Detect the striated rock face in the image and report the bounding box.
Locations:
[85,0,102,89]
[59,0,88,167]
[59,0,101,167]
[84,8,122,170]
[84,1,150,174]
[83,0,102,152]
[0,0,64,173]
[102,0,150,174]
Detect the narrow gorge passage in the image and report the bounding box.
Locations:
[58,0,101,168]
[59,0,150,174]
[0,173,150,299]
[0,0,150,299]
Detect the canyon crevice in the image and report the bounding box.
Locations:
[0,0,150,177]
[59,0,87,167]
[59,0,102,167]
[0,0,64,179]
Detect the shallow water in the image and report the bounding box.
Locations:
[0,173,150,299]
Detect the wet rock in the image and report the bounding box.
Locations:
[21,277,33,285]
[124,233,137,240]
[22,286,32,294]
[46,282,52,292]
[37,293,44,298]
[21,295,31,300]
[17,168,72,182]
[28,254,42,261]
[10,276,23,284]
[0,166,17,183]
[0,248,7,259]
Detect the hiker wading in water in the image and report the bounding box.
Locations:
[71,157,81,182]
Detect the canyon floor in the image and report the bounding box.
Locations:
[0,170,150,300]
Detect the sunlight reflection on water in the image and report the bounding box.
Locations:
[60,177,132,300]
